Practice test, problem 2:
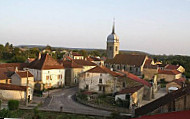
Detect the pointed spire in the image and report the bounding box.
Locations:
[112,18,115,34]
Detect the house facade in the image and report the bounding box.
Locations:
[27,53,65,90]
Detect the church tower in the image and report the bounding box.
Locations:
[106,20,119,59]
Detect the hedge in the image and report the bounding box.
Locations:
[8,100,19,110]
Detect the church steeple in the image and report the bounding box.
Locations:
[112,18,115,34]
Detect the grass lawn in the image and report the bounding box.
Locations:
[0,109,106,119]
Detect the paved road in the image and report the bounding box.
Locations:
[43,87,111,116]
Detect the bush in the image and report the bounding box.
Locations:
[8,100,19,110]
[77,93,88,101]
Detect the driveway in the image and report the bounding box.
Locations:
[42,87,111,116]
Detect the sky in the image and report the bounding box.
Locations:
[0,0,190,55]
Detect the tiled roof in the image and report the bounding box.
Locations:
[84,66,122,77]
[62,60,83,68]
[87,57,101,61]
[16,71,33,78]
[158,69,181,75]
[0,63,28,70]
[134,110,190,119]
[143,58,158,69]
[118,85,143,94]
[169,78,186,86]
[72,52,83,56]
[105,54,147,67]
[0,67,15,80]
[165,64,180,70]
[73,60,97,66]
[0,83,27,91]
[28,54,64,70]
[120,71,152,87]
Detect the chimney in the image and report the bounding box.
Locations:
[15,67,18,72]
[38,52,41,60]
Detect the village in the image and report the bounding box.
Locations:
[0,23,190,118]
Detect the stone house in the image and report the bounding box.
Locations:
[27,53,65,90]
[105,54,148,76]
[87,56,104,66]
[0,63,28,84]
[0,83,32,101]
[143,58,158,80]
[157,69,182,82]
[166,78,186,93]
[73,59,97,72]
[79,66,151,96]
[115,85,144,108]
[61,60,83,86]
[165,64,185,73]
[79,66,122,94]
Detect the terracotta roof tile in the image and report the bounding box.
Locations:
[0,83,27,91]
[0,63,28,70]
[84,66,122,77]
[105,54,147,67]
[118,85,143,94]
[16,71,33,78]
[158,69,181,75]
[73,60,97,66]
[87,57,101,61]
[0,67,15,80]
[165,64,180,70]
[28,54,64,70]
[62,60,83,68]
[72,52,83,56]
[120,71,152,87]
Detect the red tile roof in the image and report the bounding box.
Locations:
[73,60,97,66]
[87,57,101,61]
[16,71,33,78]
[84,66,122,77]
[0,67,15,80]
[121,71,151,87]
[134,110,190,119]
[72,52,83,56]
[0,63,28,70]
[62,60,83,68]
[165,64,180,70]
[158,69,181,75]
[28,54,64,70]
[0,83,27,91]
[169,78,186,86]
[119,85,143,94]
[143,58,158,69]
[105,54,147,67]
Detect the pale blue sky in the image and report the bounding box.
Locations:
[0,0,190,55]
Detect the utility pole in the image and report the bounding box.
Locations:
[26,68,29,106]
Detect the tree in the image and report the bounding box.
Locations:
[79,50,88,58]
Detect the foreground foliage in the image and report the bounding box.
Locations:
[0,108,106,119]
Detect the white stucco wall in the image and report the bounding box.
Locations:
[79,72,114,93]
[42,69,65,87]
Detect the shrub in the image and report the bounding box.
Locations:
[77,93,88,101]
[8,100,19,110]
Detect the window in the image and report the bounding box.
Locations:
[100,73,102,76]
[124,66,126,71]
[87,73,90,77]
[123,82,126,88]
[117,65,120,70]
[115,46,118,51]
[130,67,132,71]
[99,78,102,83]
[46,76,50,80]
[99,86,102,91]
[85,85,89,90]
[109,46,112,50]
[58,75,62,79]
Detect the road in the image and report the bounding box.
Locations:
[43,87,111,116]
